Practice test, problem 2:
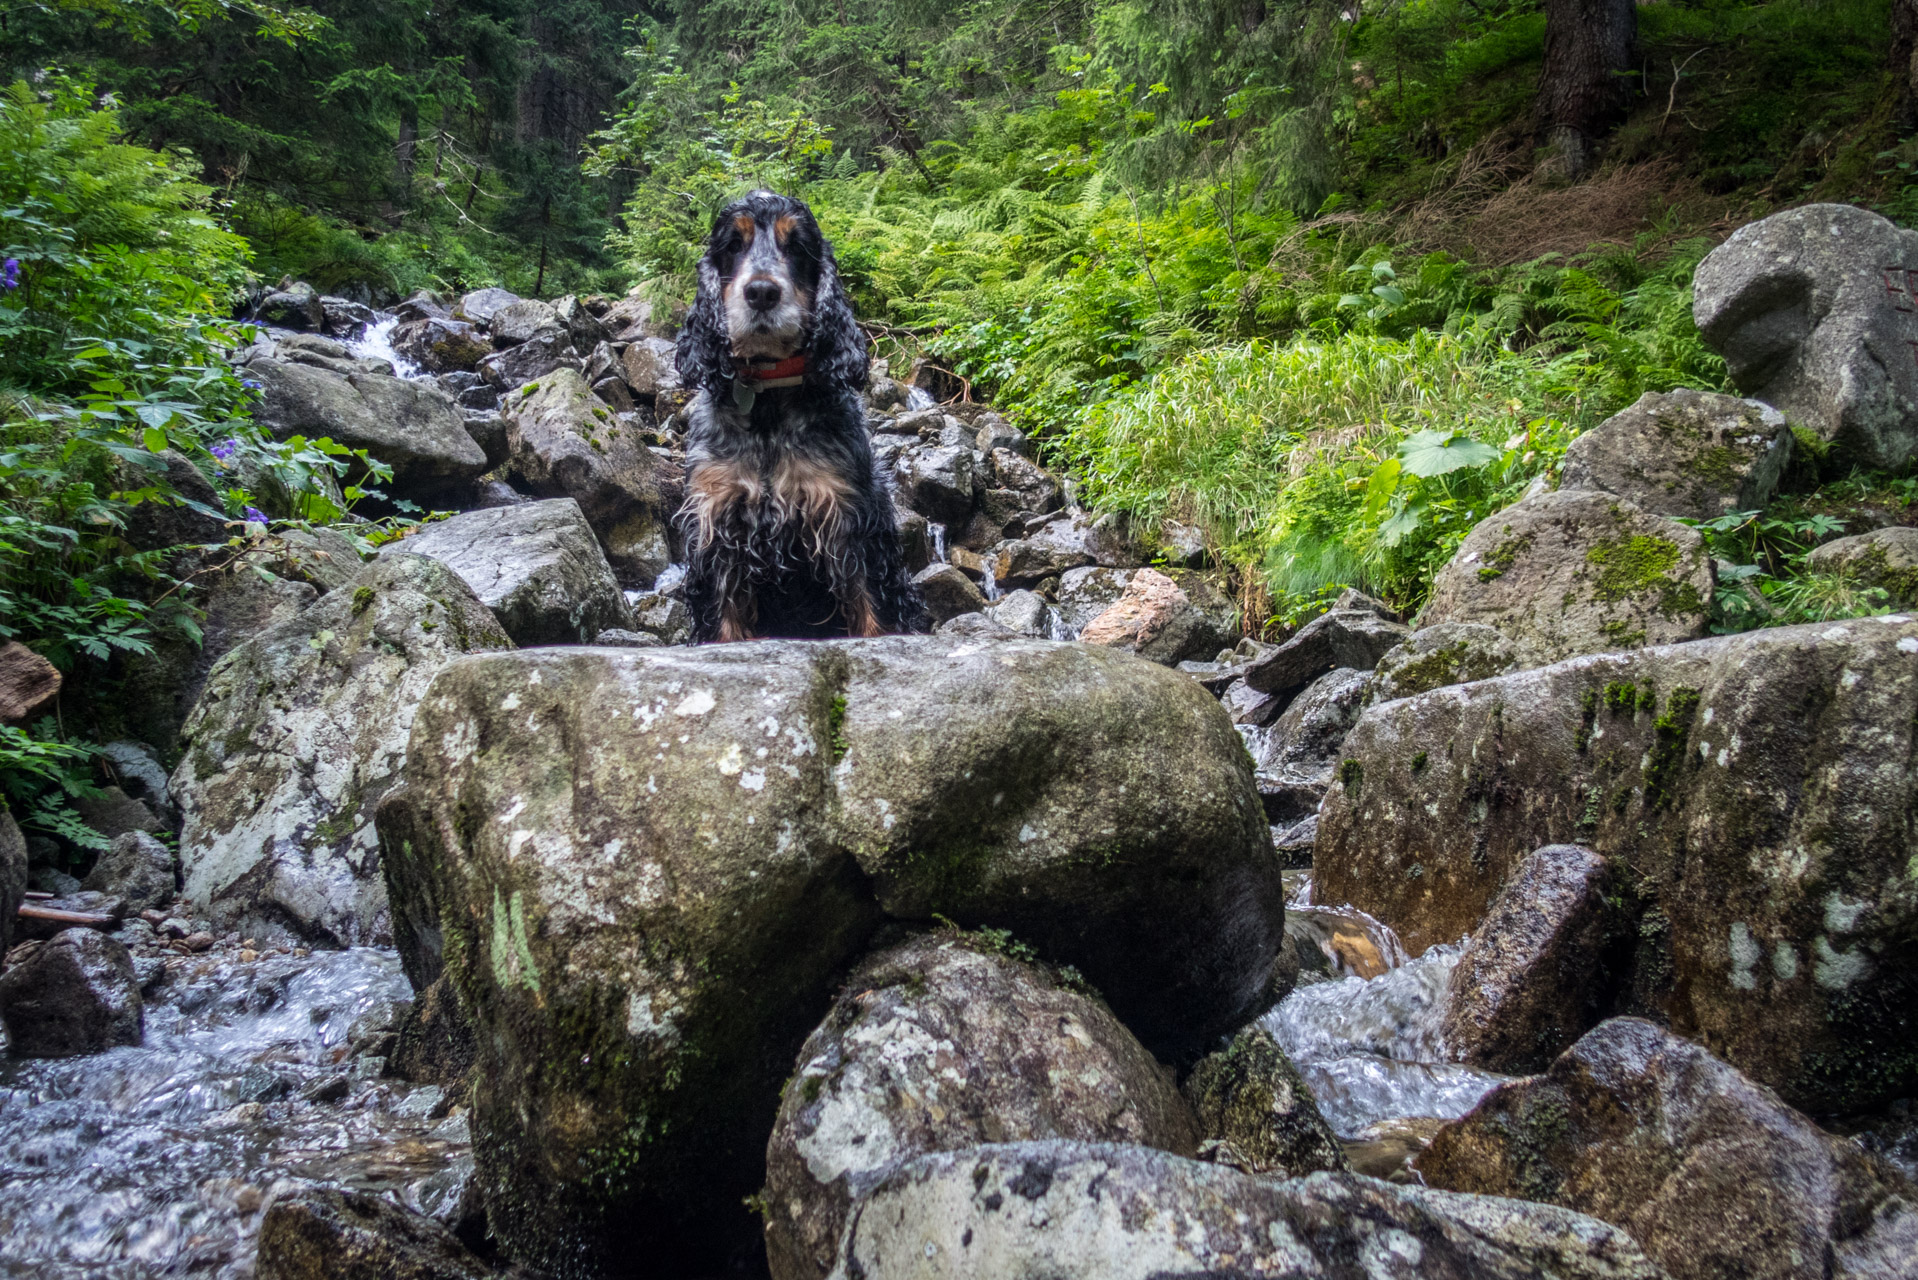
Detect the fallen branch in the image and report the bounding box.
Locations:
[17,904,116,929]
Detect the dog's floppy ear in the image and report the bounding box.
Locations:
[805,242,869,394]
[676,253,733,394]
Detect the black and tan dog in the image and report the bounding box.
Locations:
[674,190,928,642]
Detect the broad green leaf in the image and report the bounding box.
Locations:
[1398,429,1500,478]
[142,426,168,453]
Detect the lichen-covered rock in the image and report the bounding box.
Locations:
[983,588,1058,638]
[1562,389,1793,521]
[1183,1025,1346,1177]
[255,1186,510,1280]
[989,536,1093,589]
[500,369,673,586]
[1422,490,1713,668]
[1315,615,1918,1113]
[0,927,142,1057]
[764,932,1197,1280]
[81,831,176,913]
[830,1141,1663,1280]
[477,326,581,391]
[1418,1018,1918,1280]
[377,500,631,646]
[486,298,558,347]
[375,638,1279,1275]
[456,287,520,327]
[1439,844,1624,1073]
[1243,666,1369,825]
[1694,202,1918,471]
[1242,597,1409,699]
[1806,525,1918,607]
[172,555,512,948]
[1363,622,1521,705]
[247,357,488,504]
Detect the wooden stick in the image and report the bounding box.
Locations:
[16,904,116,928]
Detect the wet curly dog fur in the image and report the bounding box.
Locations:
[674,190,928,642]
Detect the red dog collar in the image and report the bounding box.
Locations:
[742,355,807,386]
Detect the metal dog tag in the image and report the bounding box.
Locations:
[732,380,757,413]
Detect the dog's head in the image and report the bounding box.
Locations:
[676,190,868,400]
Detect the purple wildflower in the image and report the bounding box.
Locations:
[241,378,262,392]
[1,259,18,290]
[244,506,268,524]
[209,438,240,463]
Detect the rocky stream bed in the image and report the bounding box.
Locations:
[2,202,1917,1280]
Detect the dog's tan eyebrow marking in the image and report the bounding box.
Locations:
[734,215,756,245]
[774,214,797,244]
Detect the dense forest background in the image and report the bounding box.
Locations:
[3,0,1916,842]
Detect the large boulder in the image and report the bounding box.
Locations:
[829,1141,1663,1280]
[1422,489,1714,668]
[254,281,324,329]
[1418,1018,1918,1280]
[1315,615,1918,1113]
[0,927,143,1056]
[172,555,512,948]
[1806,525,1918,607]
[764,932,1197,1280]
[1362,622,1521,705]
[377,500,631,646]
[1694,202,1918,471]
[500,369,675,587]
[375,638,1280,1275]
[456,287,520,327]
[477,327,582,391]
[1561,389,1794,521]
[391,317,492,375]
[1183,1025,1346,1178]
[1438,843,1625,1073]
[486,299,557,347]
[894,445,975,525]
[246,357,488,504]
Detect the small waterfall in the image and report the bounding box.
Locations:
[978,552,1002,601]
[928,522,948,565]
[1259,923,1509,1138]
[905,386,936,411]
[345,314,422,379]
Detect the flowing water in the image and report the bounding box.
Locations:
[1262,892,1510,1140]
[0,947,472,1278]
[343,315,422,379]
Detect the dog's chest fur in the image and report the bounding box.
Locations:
[680,389,872,559]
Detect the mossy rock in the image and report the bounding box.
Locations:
[1183,1025,1346,1178]
[1423,490,1713,669]
[1561,388,1793,521]
[376,637,1281,1276]
[1318,614,1918,1115]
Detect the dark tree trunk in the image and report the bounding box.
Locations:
[1895,0,1918,130]
[1534,0,1637,179]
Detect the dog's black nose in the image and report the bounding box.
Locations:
[743,277,783,312]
